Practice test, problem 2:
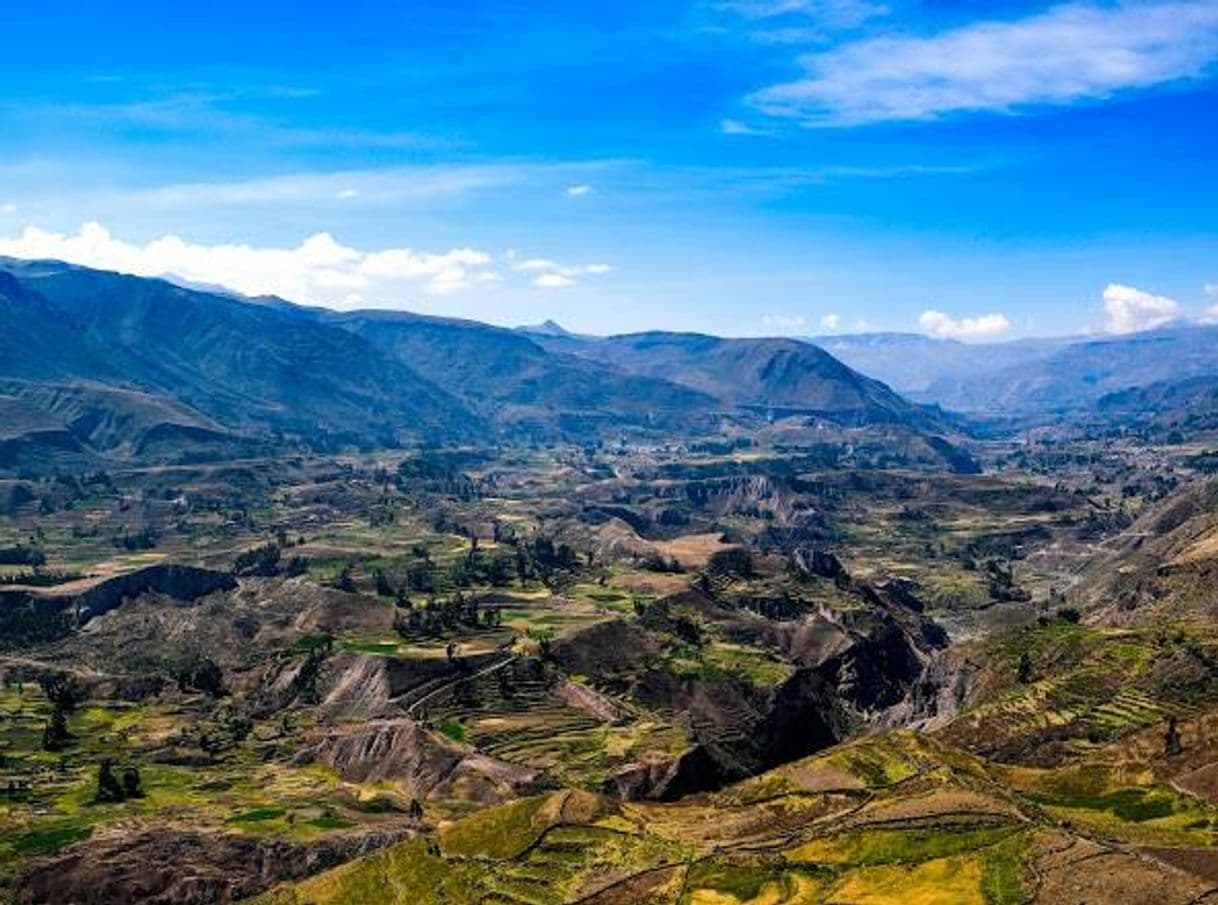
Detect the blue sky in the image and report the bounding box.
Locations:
[0,0,1216,338]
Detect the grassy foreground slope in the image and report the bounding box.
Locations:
[252,731,1218,904]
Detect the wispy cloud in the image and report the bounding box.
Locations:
[718,0,890,47]
[919,309,1011,340]
[565,184,595,197]
[0,221,610,307]
[4,89,456,152]
[820,312,841,330]
[119,165,539,209]
[1103,282,1180,333]
[534,273,576,289]
[749,1,1218,126]
[611,161,985,202]
[720,118,774,136]
[508,251,613,289]
[719,0,888,27]
[17,162,624,222]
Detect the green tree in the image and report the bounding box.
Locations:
[1017,651,1033,685]
[97,759,125,802]
[121,765,144,799]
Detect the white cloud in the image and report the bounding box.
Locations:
[337,188,360,199]
[820,312,842,330]
[0,221,570,306]
[749,2,1218,126]
[720,118,774,136]
[1102,283,1180,333]
[719,0,889,48]
[0,204,15,215]
[360,244,493,295]
[720,0,888,27]
[508,253,613,289]
[565,184,594,197]
[535,273,576,289]
[512,257,559,272]
[1201,284,1218,322]
[919,309,1012,340]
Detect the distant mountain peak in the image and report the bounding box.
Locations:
[519,319,573,337]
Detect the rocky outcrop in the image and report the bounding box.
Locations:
[551,619,659,679]
[789,548,849,582]
[551,579,951,798]
[275,650,509,723]
[301,718,545,804]
[15,825,411,905]
[0,564,236,624]
[558,678,634,725]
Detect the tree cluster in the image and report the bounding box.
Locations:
[0,545,46,567]
[394,593,504,638]
[40,674,84,752]
[96,759,143,803]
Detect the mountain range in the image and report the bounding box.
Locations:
[0,258,947,470]
[810,326,1218,417]
[806,331,1073,395]
[6,256,1218,472]
[918,325,1218,414]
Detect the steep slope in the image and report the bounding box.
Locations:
[251,731,1218,905]
[0,259,480,451]
[327,311,719,437]
[0,379,250,464]
[0,271,127,384]
[0,394,94,470]
[1074,478,1218,625]
[534,330,946,429]
[0,273,244,465]
[1096,375,1218,433]
[925,325,1218,414]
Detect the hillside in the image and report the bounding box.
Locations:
[324,311,719,437]
[0,271,133,385]
[0,380,253,470]
[0,260,479,450]
[0,259,962,468]
[1096,376,1218,434]
[253,728,1218,905]
[532,331,947,430]
[924,326,1218,414]
[1073,478,1218,625]
[3,417,1218,902]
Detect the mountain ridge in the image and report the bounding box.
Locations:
[0,258,955,468]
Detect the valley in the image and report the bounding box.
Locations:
[2,419,1218,902]
[4,0,1217,898]
[2,262,1218,903]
